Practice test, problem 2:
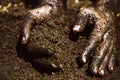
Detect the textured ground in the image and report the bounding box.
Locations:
[0,0,120,80]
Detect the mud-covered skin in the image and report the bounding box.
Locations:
[21,0,117,76]
[73,4,116,76]
[21,0,65,44]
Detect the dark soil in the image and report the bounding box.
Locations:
[0,0,120,80]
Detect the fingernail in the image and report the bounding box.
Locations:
[82,57,87,63]
[21,36,27,44]
[73,25,81,32]
[51,63,63,69]
[93,66,98,74]
[51,63,57,68]
[22,36,26,41]
[59,64,63,68]
[99,69,104,76]
[109,66,114,71]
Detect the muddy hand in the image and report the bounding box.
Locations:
[72,6,116,76]
[21,0,64,44]
[21,0,65,71]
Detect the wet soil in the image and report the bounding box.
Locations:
[0,0,120,80]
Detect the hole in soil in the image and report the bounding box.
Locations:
[22,0,41,8]
[16,35,62,74]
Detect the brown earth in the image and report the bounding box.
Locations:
[0,0,120,80]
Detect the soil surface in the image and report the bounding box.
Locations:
[0,0,120,80]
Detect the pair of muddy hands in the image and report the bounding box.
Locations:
[21,0,116,76]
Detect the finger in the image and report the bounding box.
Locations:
[98,44,113,76]
[72,12,87,33]
[81,17,109,63]
[81,40,99,63]
[22,15,34,44]
[108,54,115,72]
[108,34,116,72]
[90,30,111,75]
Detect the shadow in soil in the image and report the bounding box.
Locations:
[16,35,62,75]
